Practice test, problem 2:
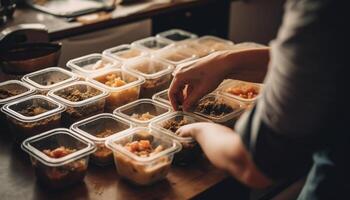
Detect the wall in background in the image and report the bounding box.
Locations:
[229,0,286,45]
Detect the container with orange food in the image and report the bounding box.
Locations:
[217,80,262,104]
[105,127,181,185]
[21,128,96,189]
[70,113,133,166]
[89,69,145,112]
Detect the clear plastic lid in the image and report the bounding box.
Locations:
[156,29,198,43]
[0,80,36,105]
[123,57,174,80]
[105,127,181,163]
[152,89,170,106]
[150,111,211,143]
[47,81,109,107]
[154,45,198,65]
[70,113,133,143]
[114,99,172,126]
[22,67,79,92]
[89,68,145,92]
[102,44,148,62]
[196,36,234,52]
[217,80,263,103]
[67,53,121,75]
[21,128,96,167]
[1,95,65,123]
[132,37,173,52]
[194,93,246,123]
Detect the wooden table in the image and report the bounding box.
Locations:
[2,0,232,40]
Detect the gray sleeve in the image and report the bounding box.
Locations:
[235,0,339,180]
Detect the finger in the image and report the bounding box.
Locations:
[168,76,186,111]
[175,123,197,138]
[182,86,208,112]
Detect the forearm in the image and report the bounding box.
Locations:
[194,124,273,188]
[220,48,270,83]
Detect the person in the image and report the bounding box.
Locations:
[168,0,347,199]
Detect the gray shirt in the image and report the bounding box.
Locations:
[235,0,346,199]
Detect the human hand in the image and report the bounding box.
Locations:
[169,52,232,111]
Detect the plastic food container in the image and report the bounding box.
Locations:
[217,80,263,104]
[105,127,181,185]
[196,36,234,52]
[22,67,79,94]
[114,99,172,127]
[0,80,36,125]
[1,95,65,142]
[103,44,147,62]
[150,112,211,165]
[155,45,197,66]
[70,113,133,166]
[48,81,108,127]
[194,93,246,128]
[89,69,145,112]
[175,41,212,58]
[67,53,121,77]
[156,29,198,43]
[124,57,174,98]
[152,89,170,106]
[21,128,96,189]
[132,37,173,52]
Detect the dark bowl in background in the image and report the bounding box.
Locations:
[0,42,61,75]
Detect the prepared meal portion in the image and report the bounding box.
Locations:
[48,81,108,126]
[103,44,146,61]
[132,37,172,52]
[114,99,171,126]
[2,95,65,142]
[70,113,132,166]
[131,112,155,121]
[218,80,262,103]
[105,127,181,185]
[225,83,260,99]
[150,112,211,165]
[152,89,170,106]
[156,29,197,42]
[194,94,245,128]
[197,36,234,52]
[22,67,78,94]
[67,53,120,77]
[21,128,96,189]
[91,69,144,112]
[195,98,233,117]
[124,58,173,98]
